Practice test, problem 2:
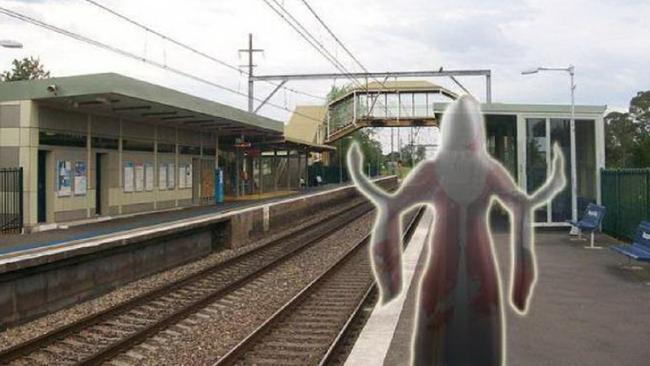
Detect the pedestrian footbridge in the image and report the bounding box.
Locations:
[325,80,458,143]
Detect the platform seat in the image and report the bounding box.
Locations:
[611,222,650,262]
[568,203,606,248]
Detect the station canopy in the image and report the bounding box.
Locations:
[0,73,297,148]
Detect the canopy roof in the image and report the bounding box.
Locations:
[0,73,284,140]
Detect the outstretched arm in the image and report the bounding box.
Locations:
[493,144,566,314]
[347,143,435,304]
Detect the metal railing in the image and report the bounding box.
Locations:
[0,167,23,234]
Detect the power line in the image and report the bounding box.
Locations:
[0,6,325,124]
[83,0,325,101]
[262,0,363,89]
[296,0,408,121]
[299,0,368,75]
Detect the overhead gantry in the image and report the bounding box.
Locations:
[325,81,459,143]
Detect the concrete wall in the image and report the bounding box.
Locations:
[0,176,397,327]
[0,101,39,227]
[30,105,219,229]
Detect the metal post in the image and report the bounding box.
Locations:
[297,152,302,189]
[286,150,291,190]
[338,140,343,183]
[569,66,578,223]
[258,156,263,194]
[247,34,254,113]
[19,167,24,233]
[305,148,309,187]
[235,149,240,197]
[238,33,264,113]
[273,149,278,192]
[486,72,492,103]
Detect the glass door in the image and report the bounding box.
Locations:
[525,118,548,222]
[550,119,572,222]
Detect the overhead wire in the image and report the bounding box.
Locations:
[262,0,364,90]
[83,0,325,102]
[0,6,325,124]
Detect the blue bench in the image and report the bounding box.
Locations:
[611,222,650,262]
[568,203,606,249]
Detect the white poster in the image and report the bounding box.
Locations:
[179,166,186,189]
[145,163,154,191]
[186,163,193,188]
[124,162,134,193]
[159,163,167,190]
[73,161,87,196]
[135,163,144,192]
[168,163,175,189]
[57,160,72,197]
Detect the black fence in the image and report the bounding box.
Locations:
[0,167,23,234]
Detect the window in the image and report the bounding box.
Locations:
[157,143,176,154]
[91,136,118,150]
[123,139,154,152]
[39,131,86,147]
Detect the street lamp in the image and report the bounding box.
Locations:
[522,65,577,223]
[0,39,23,49]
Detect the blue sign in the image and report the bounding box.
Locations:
[215,168,224,203]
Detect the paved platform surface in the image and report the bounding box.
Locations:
[347,221,650,366]
[0,184,343,256]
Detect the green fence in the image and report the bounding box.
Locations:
[307,164,381,186]
[601,169,650,240]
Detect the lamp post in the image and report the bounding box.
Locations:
[522,65,577,222]
[0,39,23,49]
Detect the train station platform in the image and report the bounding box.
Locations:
[0,177,397,327]
[345,209,650,366]
[0,184,337,256]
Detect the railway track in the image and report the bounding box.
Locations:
[213,207,426,366]
[0,199,376,366]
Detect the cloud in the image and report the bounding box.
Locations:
[0,0,648,123]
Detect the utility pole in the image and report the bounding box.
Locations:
[239,33,264,113]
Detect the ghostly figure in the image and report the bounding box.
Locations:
[348,96,565,366]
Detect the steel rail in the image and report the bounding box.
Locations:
[0,198,375,365]
[213,206,426,366]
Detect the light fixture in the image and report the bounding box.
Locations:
[0,39,22,49]
[521,68,539,75]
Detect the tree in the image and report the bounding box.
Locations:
[399,144,427,167]
[605,111,637,168]
[605,90,650,168]
[1,57,51,81]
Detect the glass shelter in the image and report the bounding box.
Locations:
[435,103,606,226]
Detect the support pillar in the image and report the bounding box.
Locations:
[304,148,309,187]
[273,149,278,192]
[235,149,240,197]
[258,156,263,194]
[286,150,291,191]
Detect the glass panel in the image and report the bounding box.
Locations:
[550,118,572,222]
[387,93,399,119]
[427,93,436,117]
[576,119,597,216]
[526,118,548,222]
[414,93,427,117]
[485,115,518,180]
[357,94,368,118]
[400,93,413,118]
[370,93,386,118]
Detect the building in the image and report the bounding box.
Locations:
[0,73,331,231]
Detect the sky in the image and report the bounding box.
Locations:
[1,0,649,152]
